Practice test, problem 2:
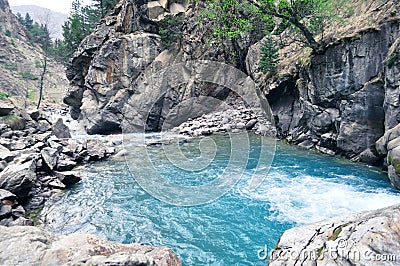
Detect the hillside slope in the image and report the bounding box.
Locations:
[0,0,68,106]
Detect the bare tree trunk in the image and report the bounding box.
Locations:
[37,55,47,109]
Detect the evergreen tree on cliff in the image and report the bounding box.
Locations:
[60,0,117,62]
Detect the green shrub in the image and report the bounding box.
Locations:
[20,71,38,80]
[5,29,11,37]
[3,63,18,71]
[2,114,25,130]
[27,88,35,100]
[0,92,8,99]
[387,53,397,68]
[34,60,43,68]
[158,15,184,50]
[9,38,16,47]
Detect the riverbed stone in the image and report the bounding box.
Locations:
[0,205,11,219]
[48,179,66,189]
[11,205,25,218]
[37,120,52,133]
[56,157,77,171]
[0,189,16,201]
[27,109,40,121]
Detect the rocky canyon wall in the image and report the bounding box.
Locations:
[64,0,258,134]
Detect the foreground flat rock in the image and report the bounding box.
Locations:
[269,204,400,265]
[0,226,181,266]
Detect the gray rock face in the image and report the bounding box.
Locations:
[388,165,400,190]
[0,225,181,266]
[269,204,400,266]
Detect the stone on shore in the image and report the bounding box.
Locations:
[269,204,400,266]
[86,139,108,161]
[0,101,14,116]
[0,226,182,266]
[0,161,36,200]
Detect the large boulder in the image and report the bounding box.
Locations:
[51,118,71,139]
[269,204,400,265]
[0,226,181,266]
[0,101,14,116]
[0,161,36,200]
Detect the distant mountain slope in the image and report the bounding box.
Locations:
[10,5,67,40]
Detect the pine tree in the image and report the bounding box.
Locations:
[24,12,33,31]
[16,12,24,25]
[258,35,279,74]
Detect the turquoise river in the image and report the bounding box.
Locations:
[42,133,400,265]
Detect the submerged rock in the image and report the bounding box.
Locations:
[0,225,181,266]
[269,204,400,265]
[54,171,81,186]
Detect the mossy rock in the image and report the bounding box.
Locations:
[391,158,400,174]
[2,114,26,130]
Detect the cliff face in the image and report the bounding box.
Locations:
[0,0,68,104]
[64,0,259,134]
[250,21,400,158]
